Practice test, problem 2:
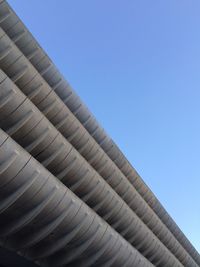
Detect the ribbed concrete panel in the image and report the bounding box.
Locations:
[0,26,197,267]
[0,71,185,267]
[0,128,154,267]
[0,246,38,267]
[0,1,198,265]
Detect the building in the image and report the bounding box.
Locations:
[0,1,199,266]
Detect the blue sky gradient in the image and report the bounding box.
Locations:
[8,0,200,251]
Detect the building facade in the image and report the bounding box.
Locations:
[0,1,199,266]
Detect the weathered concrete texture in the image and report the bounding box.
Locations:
[0,2,198,267]
[0,128,153,267]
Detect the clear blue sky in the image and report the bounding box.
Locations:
[8,0,200,252]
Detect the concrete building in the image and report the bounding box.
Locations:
[0,1,199,266]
